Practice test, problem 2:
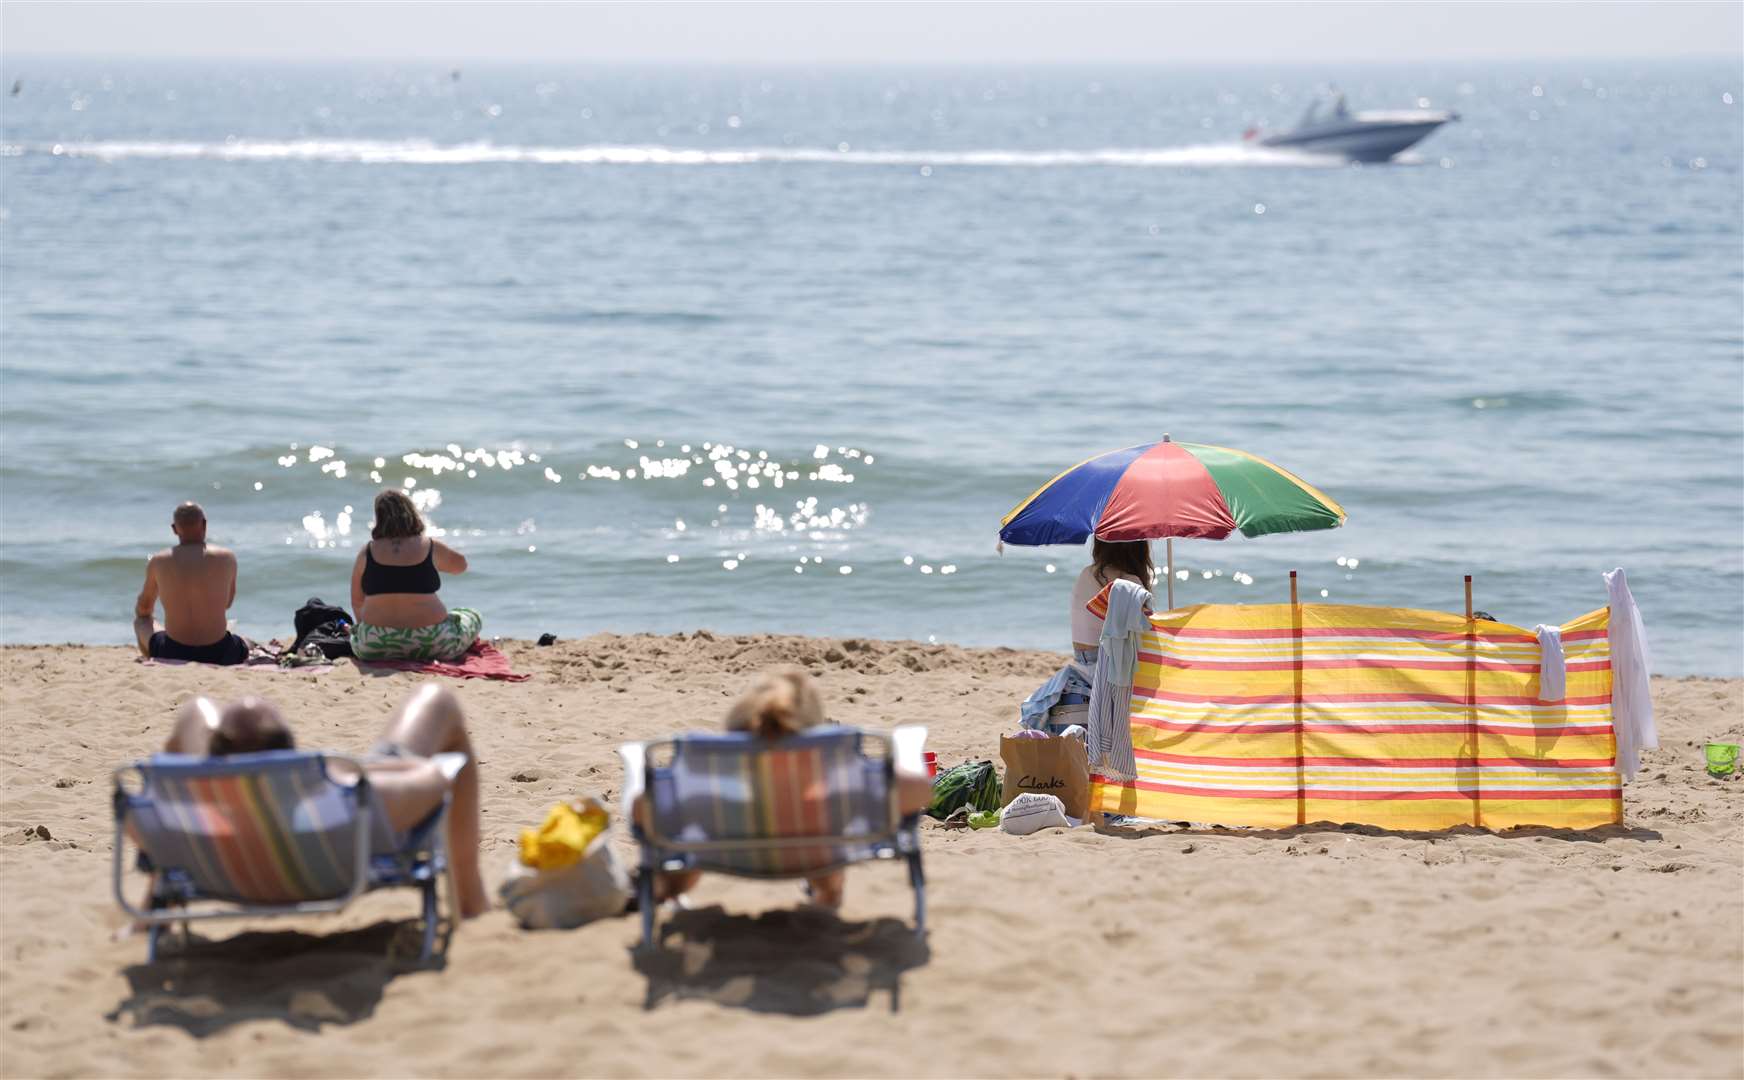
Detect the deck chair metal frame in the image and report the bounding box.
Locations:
[620,725,927,948]
[112,750,462,963]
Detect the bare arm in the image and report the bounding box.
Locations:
[134,557,159,619]
[432,539,468,574]
[226,552,237,609]
[350,549,367,618]
[132,557,160,656]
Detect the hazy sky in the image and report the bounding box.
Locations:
[3,1,1740,64]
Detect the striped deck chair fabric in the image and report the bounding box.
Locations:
[115,749,453,962]
[642,729,894,877]
[124,751,388,904]
[624,725,928,945]
[1084,592,1624,831]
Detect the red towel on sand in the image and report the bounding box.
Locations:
[356,642,530,681]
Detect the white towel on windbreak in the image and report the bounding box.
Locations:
[1604,568,1657,782]
[1088,579,1151,783]
[1533,624,1565,702]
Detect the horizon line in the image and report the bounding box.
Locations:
[3,51,1741,68]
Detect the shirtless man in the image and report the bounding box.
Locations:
[133,501,248,665]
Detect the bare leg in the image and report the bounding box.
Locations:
[805,871,846,909]
[369,684,488,918]
[134,616,161,659]
[897,774,932,817]
[628,795,700,903]
[654,869,702,903]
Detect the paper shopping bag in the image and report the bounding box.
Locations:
[999,734,1090,820]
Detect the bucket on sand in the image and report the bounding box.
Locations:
[1704,743,1739,778]
[923,751,939,778]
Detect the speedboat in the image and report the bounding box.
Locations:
[1246,92,1457,162]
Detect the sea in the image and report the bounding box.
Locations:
[1,60,1740,674]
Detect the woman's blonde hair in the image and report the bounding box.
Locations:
[371,489,424,540]
[725,665,826,738]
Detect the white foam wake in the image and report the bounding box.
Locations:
[4,138,1341,168]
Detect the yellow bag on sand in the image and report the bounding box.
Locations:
[518,800,610,871]
[502,796,631,930]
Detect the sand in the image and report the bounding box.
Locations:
[0,637,1739,1079]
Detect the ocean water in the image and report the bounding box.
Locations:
[1,60,1740,674]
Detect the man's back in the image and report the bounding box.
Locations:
[134,501,245,662]
[149,543,235,646]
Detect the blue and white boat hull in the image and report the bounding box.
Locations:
[1258,110,1458,162]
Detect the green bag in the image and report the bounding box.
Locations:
[1706,742,1739,778]
[927,760,1002,820]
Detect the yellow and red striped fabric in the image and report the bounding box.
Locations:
[1084,597,1620,830]
[133,757,363,903]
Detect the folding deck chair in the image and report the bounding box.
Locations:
[112,749,464,962]
[619,725,927,948]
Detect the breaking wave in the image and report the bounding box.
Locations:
[5,138,1342,168]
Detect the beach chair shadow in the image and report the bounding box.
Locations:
[632,903,930,1015]
[108,919,437,1035]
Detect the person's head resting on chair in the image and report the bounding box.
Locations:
[209,697,296,755]
[725,665,826,739]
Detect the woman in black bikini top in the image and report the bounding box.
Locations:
[348,491,477,662]
[361,541,442,596]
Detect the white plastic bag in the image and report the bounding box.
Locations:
[498,829,632,929]
[999,792,1081,835]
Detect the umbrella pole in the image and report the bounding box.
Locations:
[1165,538,1175,609]
[1164,431,1176,610]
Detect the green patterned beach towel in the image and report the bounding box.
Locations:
[351,608,482,662]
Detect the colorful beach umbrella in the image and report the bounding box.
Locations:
[999,435,1346,607]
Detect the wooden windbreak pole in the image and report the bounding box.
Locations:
[1291,570,1305,826]
[1464,574,1480,827]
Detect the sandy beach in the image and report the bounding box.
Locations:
[0,637,1739,1079]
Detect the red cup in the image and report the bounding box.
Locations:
[923,751,939,778]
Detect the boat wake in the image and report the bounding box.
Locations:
[5,138,1345,168]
